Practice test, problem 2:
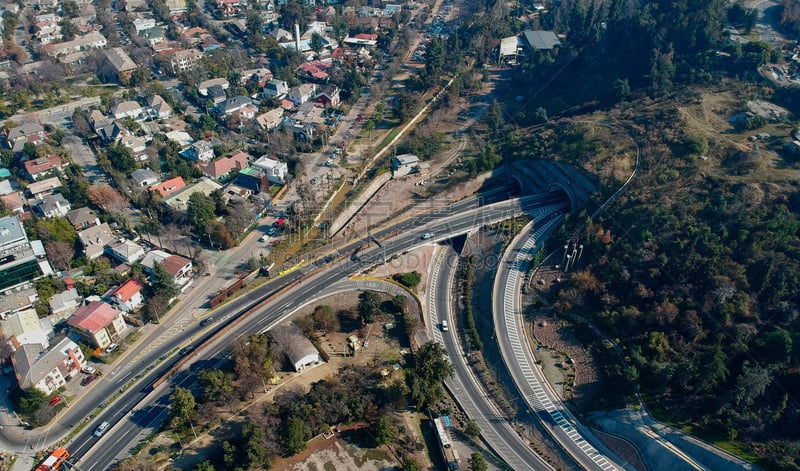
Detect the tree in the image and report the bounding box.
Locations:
[87,185,129,219]
[469,452,488,471]
[105,144,136,174]
[310,31,324,57]
[358,290,382,324]
[394,92,418,122]
[187,192,216,233]
[193,461,215,471]
[312,305,338,332]
[45,241,74,271]
[408,342,454,409]
[331,16,349,45]
[402,457,421,471]
[198,368,235,403]
[151,261,178,300]
[392,271,422,289]
[284,416,311,453]
[372,416,398,446]
[464,419,481,438]
[168,386,197,429]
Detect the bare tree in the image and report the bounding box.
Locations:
[88,185,130,222]
[44,241,74,271]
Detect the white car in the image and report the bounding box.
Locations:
[421,232,434,240]
[82,366,97,375]
[94,421,110,437]
[259,235,269,242]
[105,343,118,354]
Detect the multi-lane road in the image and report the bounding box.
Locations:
[65,192,561,469]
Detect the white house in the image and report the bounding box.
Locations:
[34,193,71,219]
[108,278,145,312]
[111,101,144,120]
[252,156,289,184]
[391,153,420,177]
[263,79,289,98]
[105,238,146,264]
[68,301,127,349]
[286,83,316,106]
[12,337,85,395]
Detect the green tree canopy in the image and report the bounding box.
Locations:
[408,342,454,409]
[187,192,216,233]
[358,290,382,324]
[151,261,179,300]
[169,386,197,429]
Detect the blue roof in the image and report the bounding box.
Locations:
[443,415,451,427]
[0,168,10,178]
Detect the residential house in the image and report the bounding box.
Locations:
[108,278,145,312]
[132,17,156,33]
[252,156,289,184]
[6,123,46,152]
[521,30,561,51]
[112,101,144,120]
[34,193,71,219]
[131,168,160,187]
[67,301,127,349]
[217,95,253,116]
[105,238,145,264]
[263,79,289,98]
[0,192,24,214]
[26,177,62,200]
[147,95,173,119]
[23,154,63,181]
[206,84,227,105]
[149,176,185,197]
[102,47,138,81]
[89,109,112,132]
[77,222,115,260]
[141,250,193,285]
[235,167,270,194]
[120,134,148,156]
[201,150,250,180]
[239,68,272,87]
[255,108,285,131]
[140,26,166,46]
[197,77,229,96]
[12,338,85,394]
[49,288,83,318]
[286,83,317,106]
[286,102,325,141]
[165,0,187,13]
[166,48,203,75]
[66,207,100,231]
[270,28,293,42]
[0,308,51,350]
[95,120,132,144]
[391,153,419,177]
[162,178,222,211]
[41,31,108,58]
[165,130,193,147]
[314,84,341,108]
[0,179,19,196]
[181,138,218,162]
[297,61,330,81]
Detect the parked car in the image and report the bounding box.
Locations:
[94,421,110,437]
[259,234,269,242]
[81,375,97,387]
[49,395,62,406]
[82,366,97,375]
[266,226,277,236]
[105,343,118,354]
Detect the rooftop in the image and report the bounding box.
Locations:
[68,301,120,334]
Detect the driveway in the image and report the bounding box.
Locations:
[64,134,107,185]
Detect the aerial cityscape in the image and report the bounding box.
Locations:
[0,0,797,469]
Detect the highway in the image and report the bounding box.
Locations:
[428,241,554,471]
[493,214,624,471]
[66,191,569,469]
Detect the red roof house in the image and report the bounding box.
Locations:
[23,154,63,181]
[201,150,250,180]
[67,301,128,349]
[149,176,186,197]
[108,279,145,312]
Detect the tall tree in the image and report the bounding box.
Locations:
[187,192,216,234]
[358,290,382,324]
[408,342,454,409]
[169,386,197,429]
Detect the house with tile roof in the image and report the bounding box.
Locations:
[77,222,115,260]
[102,47,138,80]
[201,150,250,180]
[141,250,193,285]
[149,176,186,197]
[67,301,127,349]
[0,192,24,214]
[66,207,100,231]
[108,278,145,312]
[11,337,85,394]
[105,238,145,264]
[23,154,63,181]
